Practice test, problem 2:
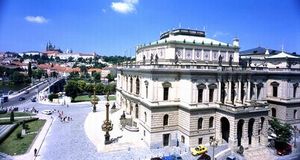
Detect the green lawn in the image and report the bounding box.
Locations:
[0,118,31,124]
[108,95,116,101]
[74,95,92,102]
[0,119,46,155]
[0,112,35,118]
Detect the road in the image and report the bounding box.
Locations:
[1,78,59,108]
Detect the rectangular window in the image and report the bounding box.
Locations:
[163,87,169,100]
[198,138,203,144]
[209,89,214,102]
[210,136,214,141]
[273,86,278,97]
[198,89,203,103]
[146,86,148,98]
[294,87,297,98]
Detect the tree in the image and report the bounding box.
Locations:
[68,56,74,62]
[28,62,32,79]
[10,111,14,122]
[269,118,293,144]
[85,83,94,97]
[104,83,116,95]
[106,73,115,82]
[32,69,45,80]
[77,80,86,93]
[10,72,26,84]
[92,72,101,82]
[95,83,104,94]
[65,81,80,102]
[80,65,87,73]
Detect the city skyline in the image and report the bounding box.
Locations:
[0,0,299,56]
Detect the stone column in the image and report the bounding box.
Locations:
[237,77,242,103]
[218,76,222,103]
[204,83,209,103]
[242,120,249,148]
[246,79,251,102]
[227,78,232,104]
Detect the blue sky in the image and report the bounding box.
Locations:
[0,0,299,56]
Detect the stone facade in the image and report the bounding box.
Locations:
[116,29,300,150]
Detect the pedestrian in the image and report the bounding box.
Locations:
[34,148,37,157]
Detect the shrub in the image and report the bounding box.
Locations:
[48,93,59,102]
[16,132,22,139]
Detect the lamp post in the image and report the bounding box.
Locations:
[91,83,98,112]
[294,126,297,148]
[209,137,219,160]
[101,93,113,144]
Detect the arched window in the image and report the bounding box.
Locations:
[181,135,185,144]
[135,104,139,119]
[271,108,276,117]
[136,77,140,95]
[271,82,279,97]
[162,82,172,100]
[293,83,298,98]
[198,118,203,129]
[144,112,147,122]
[209,116,214,128]
[130,77,133,93]
[163,114,169,126]
[197,84,206,103]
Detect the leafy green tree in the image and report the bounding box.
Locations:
[68,56,74,62]
[65,81,80,102]
[55,56,60,62]
[92,72,101,82]
[28,62,32,79]
[269,118,293,143]
[95,83,104,94]
[85,83,94,97]
[77,80,86,93]
[10,111,14,122]
[50,71,58,78]
[106,73,115,82]
[33,69,45,80]
[10,72,26,84]
[77,57,83,62]
[48,93,59,102]
[104,83,116,94]
[80,65,87,73]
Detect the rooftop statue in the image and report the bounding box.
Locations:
[218,55,223,66]
[175,54,178,65]
[229,55,233,66]
[143,55,146,65]
[248,57,252,67]
[155,54,158,64]
[150,54,154,64]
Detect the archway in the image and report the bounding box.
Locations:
[237,119,244,146]
[221,117,230,142]
[248,118,255,145]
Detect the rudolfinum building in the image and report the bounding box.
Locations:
[115,28,300,150]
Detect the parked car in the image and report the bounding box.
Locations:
[162,154,182,160]
[25,90,29,94]
[191,145,208,156]
[41,110,52,115]
[276,142,292,156]
[31,97,37,102]
[18,97,25,101]
[199,153,211,160]
[150,157,162,160]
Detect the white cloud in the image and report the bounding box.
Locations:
[25,16,48,24]
[111,0,139,14]
[213,31,229,38]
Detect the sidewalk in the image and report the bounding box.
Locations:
[13,114,54,160]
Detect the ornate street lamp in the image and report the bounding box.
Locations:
[209,137,219,160]
[101,93,113,144]
[91,83,98,112]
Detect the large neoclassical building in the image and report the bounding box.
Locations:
[115,29,300,150]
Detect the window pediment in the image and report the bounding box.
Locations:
[208,84,217,89]
[162,81,172,88]
[271,81,279,87]
[197,83,206,89]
